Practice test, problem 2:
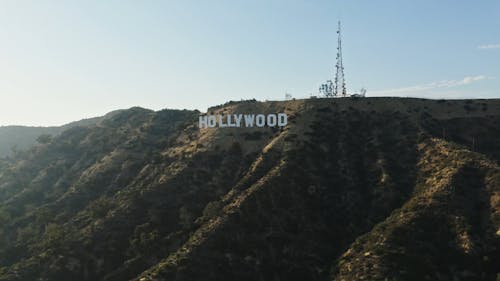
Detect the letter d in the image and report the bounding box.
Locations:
[278,113,288,127]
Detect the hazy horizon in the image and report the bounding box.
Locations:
[1,0,499,126]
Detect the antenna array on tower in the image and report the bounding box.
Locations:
[335,21,346,97]
[319,21,347,98]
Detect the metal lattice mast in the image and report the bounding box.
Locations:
[334,21,346,97]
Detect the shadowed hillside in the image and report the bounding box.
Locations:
[0,98,499,281]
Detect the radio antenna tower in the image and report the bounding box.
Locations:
[335,21,346,97]
[318,20,347,98]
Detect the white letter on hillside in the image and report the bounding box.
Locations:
[278,113,288,127]
[267,114,277,127]
[227,115,236,127]
[218,115,227,128]
[244,114,255,127]
[208,115,217,128]
[199,116,208,128]
[256,114,265,127]
[234,114,243,127]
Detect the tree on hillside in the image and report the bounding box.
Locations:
[36,134,52,144]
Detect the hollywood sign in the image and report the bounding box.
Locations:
[199,113,288,128]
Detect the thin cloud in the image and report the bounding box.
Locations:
[478,44,500,49]
[371,75,490,96]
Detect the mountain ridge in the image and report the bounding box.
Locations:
[0,97,499,281]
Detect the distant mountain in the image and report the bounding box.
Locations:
[0,98,499,281]
[0,112,123,158]
[0,126,62,158]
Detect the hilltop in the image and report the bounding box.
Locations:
[0,97,499,281]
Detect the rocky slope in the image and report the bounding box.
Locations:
[0,98,499,281]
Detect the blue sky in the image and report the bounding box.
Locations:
[0,0,499,126]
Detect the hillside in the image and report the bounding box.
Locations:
[0,98,499,281]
